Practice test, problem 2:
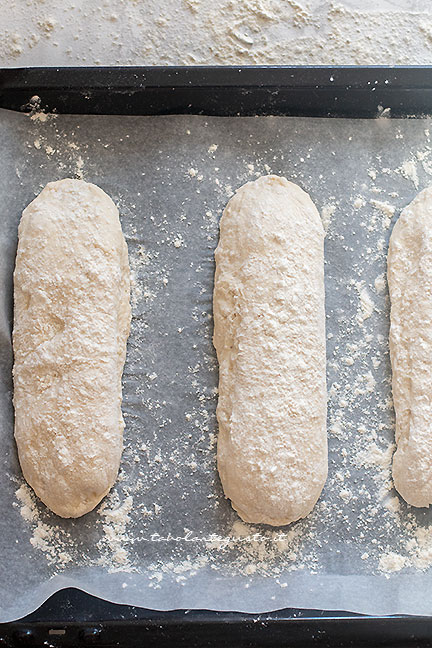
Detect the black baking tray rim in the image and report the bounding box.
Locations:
[1,65,432,117]
[2,587,432,647]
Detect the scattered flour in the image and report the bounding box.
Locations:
[355,283,374,324]
[353,196,366,209]
[379,552,406,573]
[321,203,336,232]
[355,442,394,472]
[399,159,419,189]
[370,199,395,229]
[374,274,386,294]
[15,484,38,523]
[4,1,432,66]
[15,483,74,566]
[98,495,134,569]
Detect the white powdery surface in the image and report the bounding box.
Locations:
[1,0,432,66]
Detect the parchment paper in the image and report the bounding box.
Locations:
[2,108,432,622]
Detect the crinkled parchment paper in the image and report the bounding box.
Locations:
[2,108,432,621]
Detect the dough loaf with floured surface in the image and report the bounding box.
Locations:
[13,178,131,518]
[213,175,327,526]
[388,186,432,507]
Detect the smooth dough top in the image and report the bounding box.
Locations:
[213,175,327,526]
[13,178,131,518]
[388,185,432,507]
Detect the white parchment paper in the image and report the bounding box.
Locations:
[2,108,432,622]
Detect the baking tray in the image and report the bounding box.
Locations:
[1,65,432,648]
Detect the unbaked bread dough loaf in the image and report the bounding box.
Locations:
[388,186,432,507]
[213,175,327,526]
[13,179,131,518]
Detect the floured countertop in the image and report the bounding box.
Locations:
[1,0,432,67]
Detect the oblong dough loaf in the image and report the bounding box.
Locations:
[388,186,432,507]
[213,175,327,526]
[13,179,131,518]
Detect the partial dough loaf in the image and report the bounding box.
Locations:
[13,179,131,518]
[388,186,432,507]
[213,175,327,526]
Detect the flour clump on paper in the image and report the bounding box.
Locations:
[213,175,327,526]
